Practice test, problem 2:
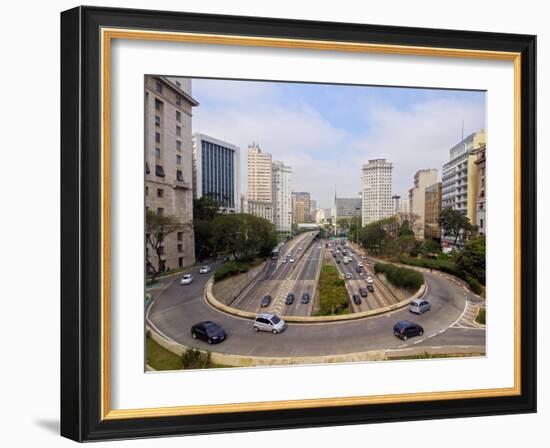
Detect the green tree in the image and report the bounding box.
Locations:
[146,211,182,283]
[457,234,486,284]
[438,207,474,248]
[398,219,415,237]
[192,196,220,262]
[193,196,220,221]
[359,222,387,254]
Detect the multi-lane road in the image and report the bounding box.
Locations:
[146,235,486,358]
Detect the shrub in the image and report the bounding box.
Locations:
[465,275,482,295]
[374,262,424,292]
[213,260,251,282]
[181,348,211,369]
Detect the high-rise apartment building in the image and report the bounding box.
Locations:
[192,133,241,213]
[361,159,393,226]
[408,169,438,239]
[292,192,311,224]
[272,161,292,235]
[473,144,487,234]
[424,182,442,240]
[247,200,273,223]
[145,76,198,271]
[247,143,273,202]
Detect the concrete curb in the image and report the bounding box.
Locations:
[205,276,426,323]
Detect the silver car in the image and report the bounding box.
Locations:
[253,313,287,334]
[409,298,431,314]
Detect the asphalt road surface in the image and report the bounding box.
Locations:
[147,257,485,357]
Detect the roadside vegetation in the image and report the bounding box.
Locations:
[387,351,484,360]
[475,307,486,325]
[314,263,350,316]
[374,263,424,293]
[214,259,263,282]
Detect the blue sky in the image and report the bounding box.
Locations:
[189,77,486,209]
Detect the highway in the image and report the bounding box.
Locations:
[147,255,486,358]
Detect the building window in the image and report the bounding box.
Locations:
[178,257,184,267]
[177,232,183,241]
[145,186,149,196]
[176,140,182,151]
[157,189,163,198]
[155,98,162,110]
[480,218,484,229]
[176,96,181,106]
[155,115,160,126]
[158,246,164,256]
[155,132,161,143]
[177,243,183,253]
[176,126,181,137]
[155,147,161,158]
[157,207,164,216]
[155,165,165,177]
[177,170,184,181]
[176,155,182,165]
[176,111,181,122]
[155,81,162,93]
[145,162,150,174]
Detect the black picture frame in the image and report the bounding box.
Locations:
[61,6,536,442]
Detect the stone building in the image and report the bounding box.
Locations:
[145,76,198,272]
[424,182,442,241]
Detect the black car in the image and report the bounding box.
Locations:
[261,295,272,307]
[367,283,375,293]
[393,321,424,340]
[301,292,311,304]
[355,266,362,273]
[191,321,227,344]
[336,258,341,264]
[285,293,295,305]
[359,287,368,297]
[352,294,362,305]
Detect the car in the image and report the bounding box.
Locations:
[409,298,431,314]
[336,258,341,264]
[301,292,311,304]
[281,258,287,264]
[366,276,374,284]
[180,273,193,285]
[345,272,353,280]
[355,267,362,273]
[253,313,287,334]
[199,265,212,274]
[393,321,424,340]
[298,246,303,250]
[359,287,368,297]
[352,294,362,305]
[289,258,295,263]
[285,293,295,305]
[361,255,367,260]
[261,295,272,307]
[367,283,375,293]
[357,262,363,268]
[191,321,227,344]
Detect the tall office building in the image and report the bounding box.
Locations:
[361,159,393,226]
[145,76,198,270]
[192,133,241,213]
[272,161,292,235]
[424,182,442,240]
[247,143,273,202]
[292,192,311,224]
[408,169,438,239]
[473,144,487,234]
[335,197,362,219]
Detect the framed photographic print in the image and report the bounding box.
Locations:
[60,6,537,442]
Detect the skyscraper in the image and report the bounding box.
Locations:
[292,192,311,224]
[192,133,241,213]
[272,161,292,235]
[361,159,393,226]
[247,143,273,202]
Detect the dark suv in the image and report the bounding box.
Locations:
[359,287,368,297]
[393,321,424,340]
[285,293,295,305]
[261,295,272,307]
[352,294,362,305]
[301,292,311,304]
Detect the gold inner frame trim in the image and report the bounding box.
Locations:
[100,27,522,421]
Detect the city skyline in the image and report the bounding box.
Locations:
[190,77,486,209]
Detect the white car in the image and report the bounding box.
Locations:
[180,273,193,285]
[361,255,367,259]
[199,266,212,274]
[366,276,374,284]
[345,273,353,280]
[289,258,295,263]
[281,258,287,264]
[357,262,363,268]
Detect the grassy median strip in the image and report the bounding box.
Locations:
[146,334,182,370]
[314,263,350,316]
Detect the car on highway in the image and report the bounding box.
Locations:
[180,273,193,285]
[366,276,374,284]
[359,287,368,297]
[361,255,367,259]
[367,283,375,293]
[261,295,272,307]
[289,258,295,263]
[409,298,431,314]
[301,292,311,304]
[352,294,362,305]
[336,258,341,264]
[393,321,424,340]
[298,246,303,250]
[285,293,295,305]
[357,262,363,268]
[355,266,362,273]
[253,313,287,334]
[199,265,212,274]
[190,321,227,344]
[345,272,353,280]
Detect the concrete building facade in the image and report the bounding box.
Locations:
[192,133,240,213]
[473,144,487,234]
[292,192,312,224]
[335,197,362,219]
[247,143,273,202]
[424,182,442,241]
[145,76,198,271]
[247,200,273,223]
[272,161,292,235]
[408,169,438,239]
[361,159,393,226]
